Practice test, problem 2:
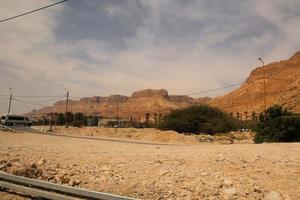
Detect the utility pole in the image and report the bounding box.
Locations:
[65,91,69,128]
[258,58,267,115]
[7,88,12,114]
[49,113,53,132]
[116,104,119,120]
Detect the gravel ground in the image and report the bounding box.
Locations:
[0,130,299,200]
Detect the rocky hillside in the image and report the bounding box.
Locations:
[30,52,300,120]
[209,52,300,118]
[30,89,211,119]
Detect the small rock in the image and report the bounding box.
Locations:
[60,175,71,184]
[99,175,107,182]
[10,158,20,163]
[0,160,7,165]
[101,166,110,171]
[41,171,53,181]
[49,171,58,175]
[264,191,282,200]
[255,169,262,173]
[224,177,233,186]
[37,158,46,165]
[6,162,12,167]
[31,163,38,169]
[253,185,264,194]
[69,179,81,186]
[223,188,237,199]
[159,170,169,176]
[54,175,62,184]
[156,160,163,164]
[201,172,208,176]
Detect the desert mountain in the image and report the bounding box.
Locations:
[30,89,211,119]
[30,52,300,120]
[209,51,300,118]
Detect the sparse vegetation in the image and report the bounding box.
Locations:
[57,113,65,125]
[158,105,237,134]
[65,112,74,125]
[254,105,300,143]
[72,112,87,127]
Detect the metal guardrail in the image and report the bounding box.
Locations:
[0,171,135,200]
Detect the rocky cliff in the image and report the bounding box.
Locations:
[30,89,211,119]
[209,52,300,118]
[30,52,300,120]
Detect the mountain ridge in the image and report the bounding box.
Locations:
[209,51,300,118]
[29,51,300,119]
[29,89,211,119]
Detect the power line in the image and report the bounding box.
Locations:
[186,75,296,97]
[0,0,67,23]
[186,81,244,96]
[13,97,66,104]
[13,100,36,111]
[13,99,46,108]
[68,96,82,100]
[13,95,65,99]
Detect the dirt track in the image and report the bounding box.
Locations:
[0,130,299,200]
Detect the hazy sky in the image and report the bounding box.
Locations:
[0,0,300,114]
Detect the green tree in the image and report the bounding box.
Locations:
[154,113,158,126]
[244,111,248,121]
[57,113,65,125]
[145,113,150,127]
[73,112,86,127]
[254,105,300,143]
[236,112,240,121]
[158,105,237,135]
[65,112,73,125]
[251,111,257,121]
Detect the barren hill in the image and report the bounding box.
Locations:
[30,52,300,120]
[30,89,211,119]
[209,52,300,118]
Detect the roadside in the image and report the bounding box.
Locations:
[0,131,299,199]
[33,126,255,145]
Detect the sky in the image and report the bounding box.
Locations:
[0,0,300,114]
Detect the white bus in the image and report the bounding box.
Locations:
[0,114,32,127]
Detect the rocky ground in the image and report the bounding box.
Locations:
[0,130,299,199]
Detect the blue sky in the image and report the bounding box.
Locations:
[0,0,300,113]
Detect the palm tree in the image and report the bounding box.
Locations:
[244,111,248,121]
[154,113,158,125]
[236,112,240,121]
[251,111,257,121]
[145,113,150,125]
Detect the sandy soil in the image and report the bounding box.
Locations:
[0,130,299,200]
[35,126,255,145]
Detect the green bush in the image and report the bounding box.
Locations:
[65,112,74,125]
[254,105,300,143]
[72,112,87,127]
[158,105,237,135]
[57,113,65,125]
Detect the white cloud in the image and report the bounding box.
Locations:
[0,0,299,114]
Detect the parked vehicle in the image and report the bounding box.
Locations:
[0,114,32,127]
